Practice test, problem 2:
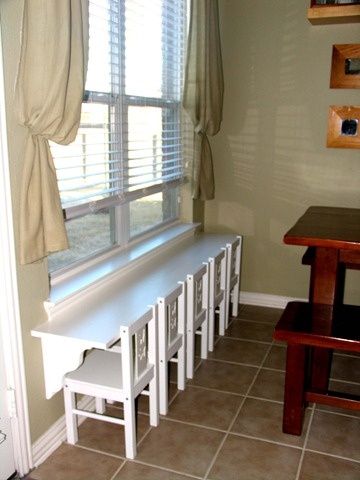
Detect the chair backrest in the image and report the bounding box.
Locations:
[209,250,226,308]
[157,283,185,351]
[121,308,155,393]
[187,264,209,328]
[226,237,242,291]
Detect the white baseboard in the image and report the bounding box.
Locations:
[30,291,303,468]
[239,291,305,309]
[32,396,95,468]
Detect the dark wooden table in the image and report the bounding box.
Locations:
[283,206,360,390]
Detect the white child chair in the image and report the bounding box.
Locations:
[157,282,186,415]
[186,263,209,379]
[208,249,227,351]
[63,308,159,460]
[224,236,242,327]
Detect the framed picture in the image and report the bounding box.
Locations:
[311,1,360,5]
[330,44,360,88]
[327,106,360,148]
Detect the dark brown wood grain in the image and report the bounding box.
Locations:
[274,301,360,436]
[284,206,360,390]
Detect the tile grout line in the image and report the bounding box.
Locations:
[304,448,360,464]
[294,403,315,480]
[202,340,275,479]
[109,459,127,480]
[130,458,203,479]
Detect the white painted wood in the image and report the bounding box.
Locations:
[0,24,32,477]
[50,222,199,304]
[208,250,226,350]
[240,291,305,309]
[147,306,159,427]
[33,285,301,470]
[63,307,158,459]
[157,283,185,415]
[224,236,242,326]
[186,264,209,379]
[33,233,241,398]
[39,337,92,399]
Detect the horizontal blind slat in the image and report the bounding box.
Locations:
[51,0,187,212]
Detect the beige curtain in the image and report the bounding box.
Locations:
[14,0,88,264]
[183,0,224,200]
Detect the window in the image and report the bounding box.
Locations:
[49,0,187,273]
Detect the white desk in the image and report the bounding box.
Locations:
[32,233,241,398]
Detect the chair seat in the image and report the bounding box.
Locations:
[65,350,125,390]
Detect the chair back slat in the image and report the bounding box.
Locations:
[134,324,149,380]
[167,299,179,346]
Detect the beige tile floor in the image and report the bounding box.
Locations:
[25,305,360,480]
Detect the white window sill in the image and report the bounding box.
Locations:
[47,222,199,309]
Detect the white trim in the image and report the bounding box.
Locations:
[32,397,94,468]
[0,25,32,477]
[240,291,305,310]
[48,222,199,308]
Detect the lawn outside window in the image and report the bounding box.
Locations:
[49,0,188,275]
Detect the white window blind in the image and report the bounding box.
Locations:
[51,0,187,220]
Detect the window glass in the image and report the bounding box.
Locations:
[49,0,187,274]
[48,209,114,273]
[129,188,179,238]
[124,0,162,98]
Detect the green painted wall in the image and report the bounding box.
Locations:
[205,0,360,303]
[0,0,359,448]
[0,0,65,443]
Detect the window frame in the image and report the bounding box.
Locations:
[49,0,187,276]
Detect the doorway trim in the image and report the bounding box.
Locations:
[0,21,32,477]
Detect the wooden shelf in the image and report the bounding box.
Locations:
[308,5,360,24]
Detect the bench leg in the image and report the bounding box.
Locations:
[283,344,307,436]
[311,348,333,392]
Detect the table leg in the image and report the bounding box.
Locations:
[310,248,340,390]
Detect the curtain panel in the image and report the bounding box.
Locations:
[183,0,224,200]
[14,0,88,264]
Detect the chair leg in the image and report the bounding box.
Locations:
[200,321,208,360]
[64,387,78,444]
[177,342,186,391]
[231,281,240,317]
[158,358,168,416]
[148,376,159,427]
[224,292,230,330]
[186,331,195,379]
[208,308,215,352]
[283,344,307,436]
[218,298,226,336]
[95,397,106,414]
[123,398,137,459]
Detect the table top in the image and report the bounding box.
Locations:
[32,233,239,348]
[284,206,360,250]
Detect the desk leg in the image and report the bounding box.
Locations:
[310,248,340,391]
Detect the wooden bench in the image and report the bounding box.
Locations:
[273,301,360,436]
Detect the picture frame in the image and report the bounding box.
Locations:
[327,106,360,148]
[311,1,360,5]
[330,44,360,88]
